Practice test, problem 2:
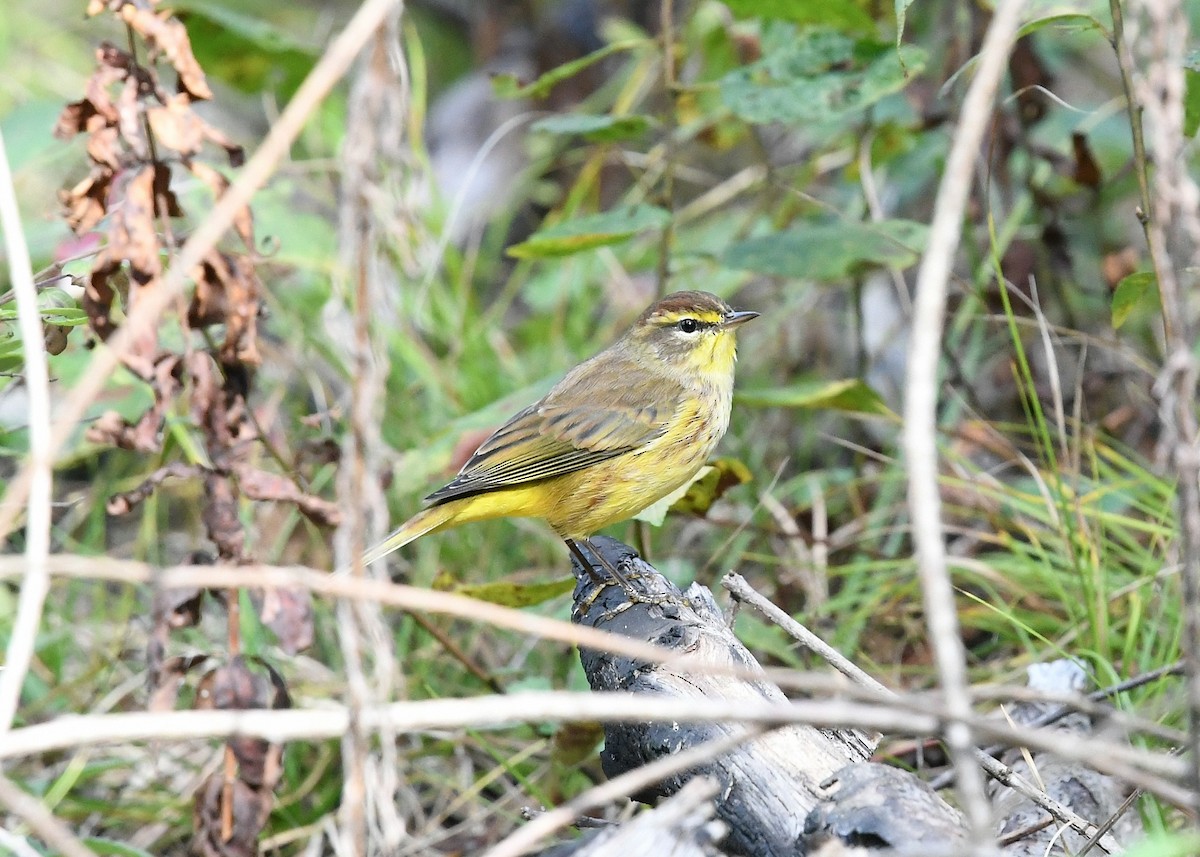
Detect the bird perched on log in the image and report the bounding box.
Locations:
[363,290,757,581]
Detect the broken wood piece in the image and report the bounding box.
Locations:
[989,660,1145,856]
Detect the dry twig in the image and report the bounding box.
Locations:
[1126,0,1200,812]
[0,129,52,734]
[902,0,1028,845]
[332,5,409,851]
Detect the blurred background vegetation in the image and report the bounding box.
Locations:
[1,0,1199,852]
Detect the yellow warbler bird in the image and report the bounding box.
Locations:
[363,290,757,577]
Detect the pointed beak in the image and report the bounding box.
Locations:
[721,310,759,330]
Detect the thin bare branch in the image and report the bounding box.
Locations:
[0,690,1186,808]
[901,0,1027,845]
[723,572,881,692]
[332,5,408,852]
[0,128,53,733]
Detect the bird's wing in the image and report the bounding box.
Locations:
[424,354,679,506]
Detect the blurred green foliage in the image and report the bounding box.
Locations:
[2,0,1199,851]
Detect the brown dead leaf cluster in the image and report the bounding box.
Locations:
[192,657,290,857]
[53,3,340,852]
[157,656,290,857]
[56,0,338,559]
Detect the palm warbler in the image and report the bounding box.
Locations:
[363,290,757,575]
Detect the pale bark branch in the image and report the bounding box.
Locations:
[0,128,53,733]
[902,0,1028,845]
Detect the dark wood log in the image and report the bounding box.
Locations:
[800,763,967,854]
[569,537,876,857]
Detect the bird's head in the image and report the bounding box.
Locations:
[626,290,758,378]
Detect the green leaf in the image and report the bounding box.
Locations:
[895,0,917,48]
[1015,12,1106,38]
[631,457,752,526]
[532,113,655,142]
[670,457,753,517]
[1121,833,1200,857]
[1111,271,1157,329]
[737,379,896,417]
[720,29,927,125]
[635,465,712,526]
[1185,67,1200,138]
[723,219,927,281]
[492,39,647,100]
[507,205,671,259]
[722,0,874,32]
[451,576,576,608]
[0,307,88,326]
[734,613,806,668]
[83,838,158,857]
[174,3,318,99]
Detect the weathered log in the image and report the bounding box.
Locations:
[569,537,876,857]
[800,763,967,854]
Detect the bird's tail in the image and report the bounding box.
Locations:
[362,504,458,567]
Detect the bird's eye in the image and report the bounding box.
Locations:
[678,318,699,334]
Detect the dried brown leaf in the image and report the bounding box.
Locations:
[187,251,261,365]
[96,41,159,97]
[83,249,118,338]
[1071,131,1102,189]
[151,161,183,217]
[117,75,149,160]
[147,93,204,156]
[55,53,124,140]
[56,100,106,140]
[1009,36,1052,126]
[122,6,213,101]
[235,465,341,527]
[147,653,210,712]
[109,165,162,285]
[219,253,261,360]
[106,461,199,511]
[189,351,224,438]
[62,168,113,234]
[85,126,122,170]
[85,410,128,450]
[204,471,244,561]
[202,124,245,168]
[159,586,206,629]
[195,657,264,711]
[188,250,231,328]
[216,659,290,787]
[194,773,271,857]
[256,587,314,654]
[1102,247,1139,290]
